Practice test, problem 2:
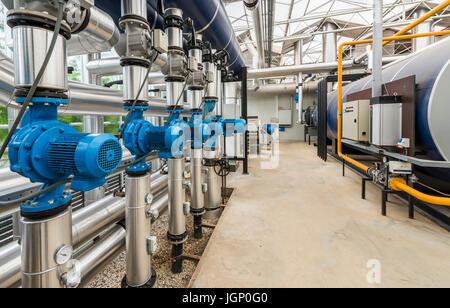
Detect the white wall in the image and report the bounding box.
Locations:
[248,92,317,141]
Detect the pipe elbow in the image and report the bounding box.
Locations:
[389,178,406,191]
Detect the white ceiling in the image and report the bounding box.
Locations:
[224,0,448,65]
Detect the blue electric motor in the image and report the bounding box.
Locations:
[121,108,190,169]
[9,100,122,216]
[202,100,246,149]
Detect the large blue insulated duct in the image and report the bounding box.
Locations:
[94,0,245,72]
[162,0,245,73]
[326,37,450,179]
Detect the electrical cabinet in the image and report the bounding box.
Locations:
[370,96,402,147]
[342,100,370,142]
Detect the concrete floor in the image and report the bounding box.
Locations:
[190,141,450,288]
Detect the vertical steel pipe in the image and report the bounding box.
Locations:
[167,158,186,240]
[123,171,155,287]
[372,0,383,98]
[322,22,337,63]
[21,208,73,288]
[294,40,304,123]
[413,7,433,52]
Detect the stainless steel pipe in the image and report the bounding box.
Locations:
[247,56,405,79]
[203,150,222,220]
[167,158,187,242]
[124,172,153,287]
[13,26,67,91]
[243,0,265,68]
[78,224,126,287]
[21,208,73,288]
[86,54,167,76]
[72,196,125,247]
[0,241,21,288]
[190,149,205,214]
[123,65,149,102]
[68,6,120,56]
[150,192,169,221]
[0,51,170,116]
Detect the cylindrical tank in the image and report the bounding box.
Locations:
[326,37,450,179]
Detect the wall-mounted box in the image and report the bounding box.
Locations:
[278,110,292,126]
[343,100,370,142]
[370,96,402,147]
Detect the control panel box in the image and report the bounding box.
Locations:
[370,96,402,147]
[389,161,412,175]
[343,100,370,142]
[153,29,168,54]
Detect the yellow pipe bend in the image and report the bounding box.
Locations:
[390,178,450,207]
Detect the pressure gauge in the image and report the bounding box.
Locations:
[55,245,73,265]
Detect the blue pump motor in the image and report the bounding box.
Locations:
[221,119,246,137]
[8,101,122,216]
[122,109,190,163]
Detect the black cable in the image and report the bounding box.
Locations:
[119,52,159,140]
[0,0,65,159]
[119,150,159,168]
[0,178,72,207]
[104,80,123,88]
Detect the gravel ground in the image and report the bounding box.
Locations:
[86,212,219,288]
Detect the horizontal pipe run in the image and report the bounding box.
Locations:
[78,224,126,287]
[247,56,404,79]
[0,51,187,116]
[390,178,450,207]
[72,196,125,247]
[0,241,21,288]
[86,54,168,77]
[248,81,319,95]
[73,172,167,246]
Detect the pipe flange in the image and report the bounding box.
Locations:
[14,89,68,100]
[164,8,184,30]
[70,8,89,34]
[20,199,71,219]
[203,96,219,102]
[123,100,150,109]
[168,46,185,54]
[166,105,185,112]
[188,86,204,91]
[120,57,151,68]
[125,168,150,177]
[244,0,260,10]
[167,231,188,244]
[189,108,203,115]
[7,9,72,40]
[190,207,206,216]
[164,76,186,83]
[119,14,150,31]
[121,269,157,289]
